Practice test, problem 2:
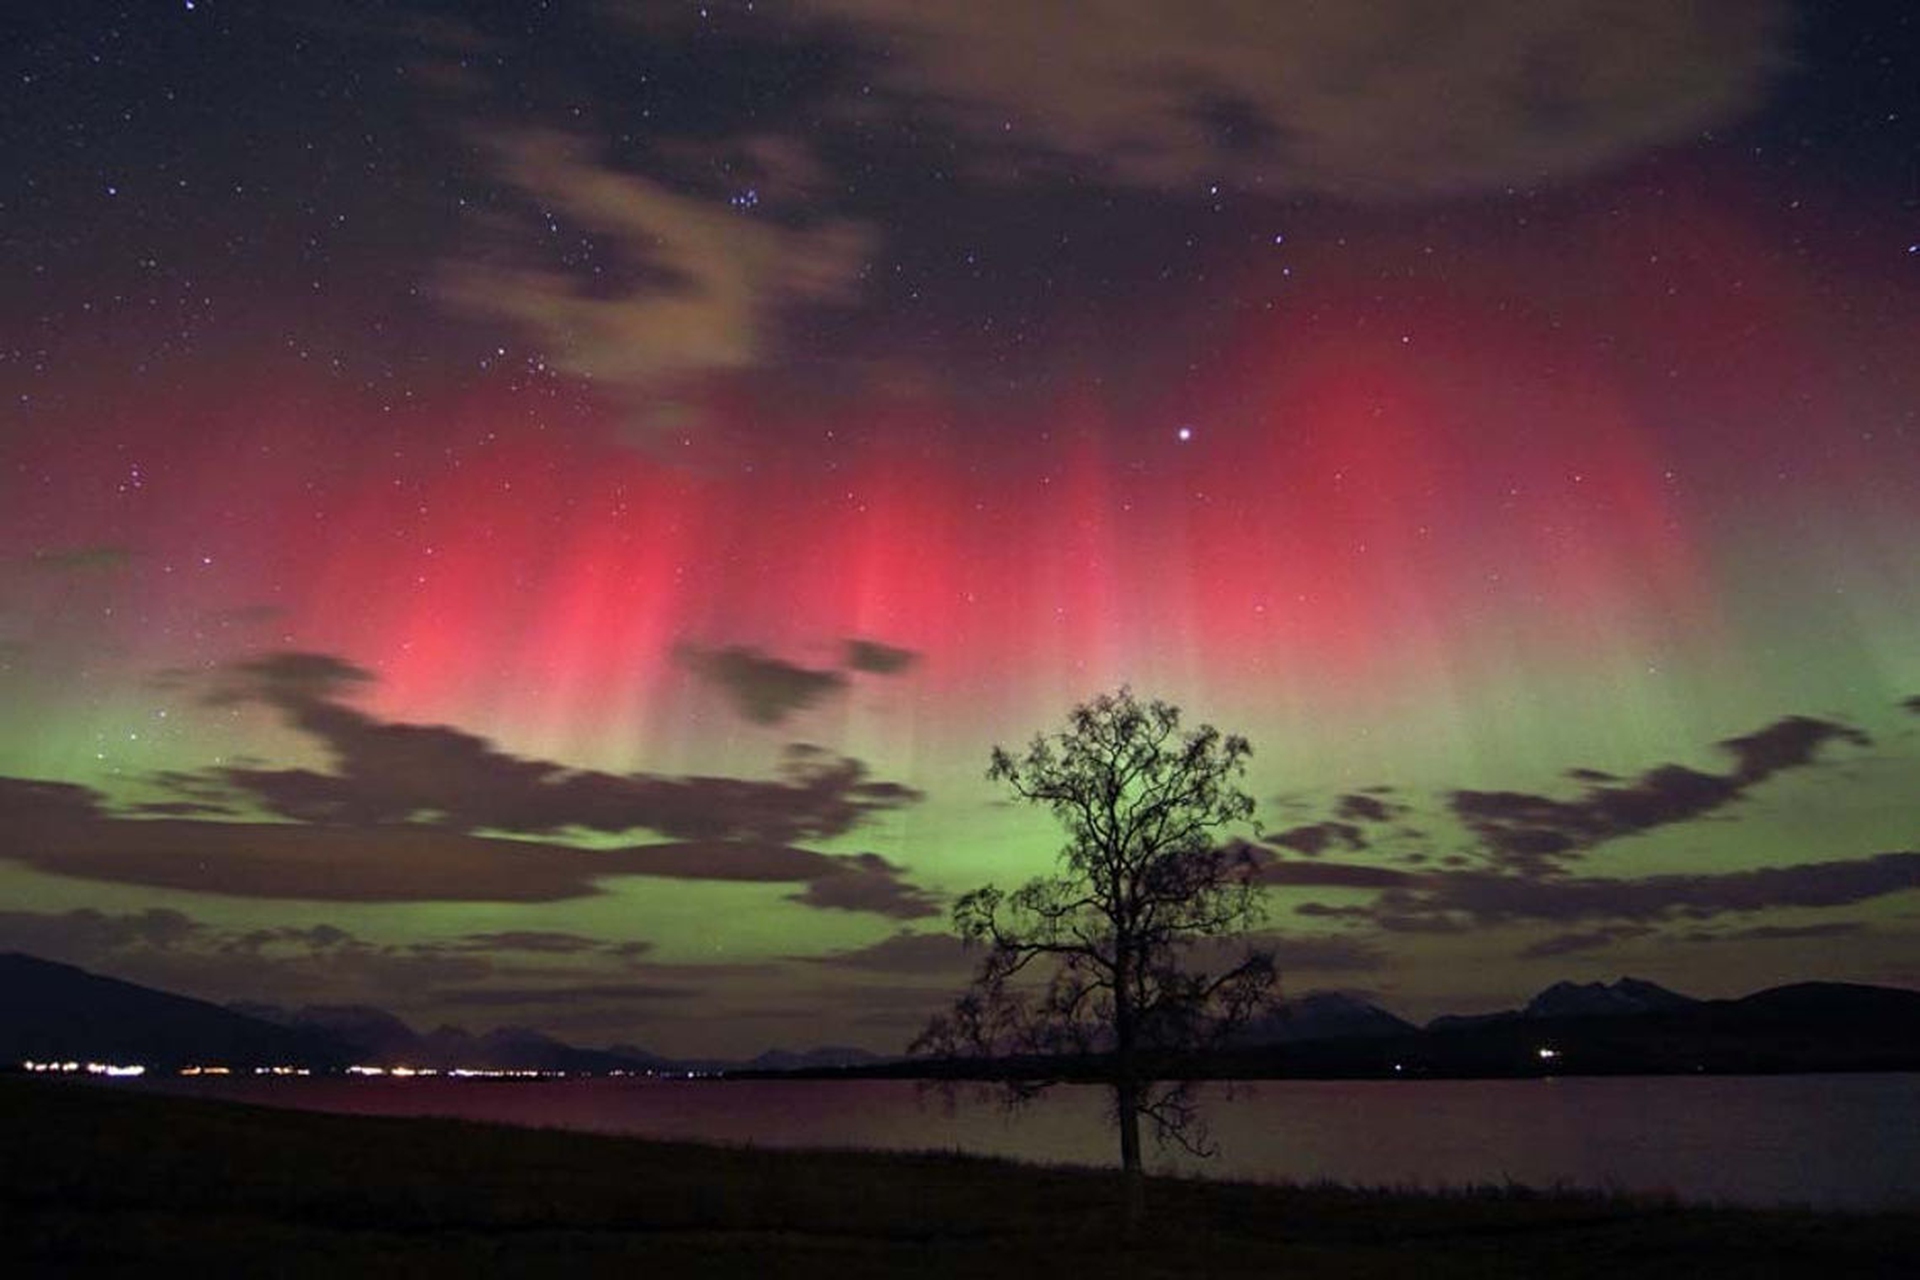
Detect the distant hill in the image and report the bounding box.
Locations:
[0,953,345,1071]
[9,953,1918,1080]
[0,953,874,1076]
[1231,978,1920,1080]
[231,1001,666,1073]
[230,1002,419,1061]
[747,1046,889,1072]
[1238,992,1415,1044]
[1430,977,1697,1030]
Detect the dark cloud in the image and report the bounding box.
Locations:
[0,906,202,957]
[127,800,236,817]
[1333,793,1403,824]
[1179,929,1386,976]
[1676,921,1867,944]
[1293,903,1379,923]
[1516,925,1655,960]
[0,907,492,1008]
[224,924,355,953]
[431,982,697,1006]
[773,0,1786,196]
[187,651,921,846]
[1265,821,1367,856]
[209,650,376,707]
[1251,849,1415,890]
[678,643,847,725]
[1258,932,1388,973]
[447,931,627,955]
[438,127,872,445]
[0,790,937,909]
[1369,851,1920,931]
[1719,715,1873,784]
[800,931,971,974]
[0,775,106,825]
[1450,715,1871,874]
[784,852,942,919]
[843,638,918,675]
[6,653,932,913]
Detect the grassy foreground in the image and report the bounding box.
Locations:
[3,1079,1914,1278]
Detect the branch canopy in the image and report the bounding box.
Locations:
[919,689,1276,1142]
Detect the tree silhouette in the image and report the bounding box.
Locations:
[915,688,1275,1227]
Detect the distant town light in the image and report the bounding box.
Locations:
[20,1059,145,1076]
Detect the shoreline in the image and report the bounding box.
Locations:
[6,1077,1916,1277]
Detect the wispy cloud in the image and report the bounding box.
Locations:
[439,128,871,446]
[783,0,1786,195]
[678,644,847,725]
[1450,716,1871,875]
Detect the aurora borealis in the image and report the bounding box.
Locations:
[2,2,1916,1058]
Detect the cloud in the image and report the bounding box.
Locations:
[1265,821,1366,856]
[1251,849,1414,890]
[1676,921,1868,945]
[800,931,972,974]
[127,800,236,817]
[1450,715,1871,874]
[1177,928,1386,976]
[784,852,942,919]
[196,651,919,843]
[439,128,871,444]
[1516,925,1655,960]
[1333,792,1403,824]
[0,907,493,1008]
[783,0,1786,195]
[843,638,918,676]
[209,651,376,708]
[1718,716,1874,784]
[430,982,698,1007]
[678,644,847,725]
[0,795,938,908]
[445,931,629,956]
[1370,851,1920,932]
[1259,932,1388,973]
[0,906,202,957]
[0,651,934,913]
[0,775,106,825]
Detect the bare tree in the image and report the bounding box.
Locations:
[915,688,1275,1225]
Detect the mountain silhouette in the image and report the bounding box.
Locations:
[1429,976,1695,1030]
[1238,991,1416,1044]
[0,953,345,1070]
[7,954,1917,1080]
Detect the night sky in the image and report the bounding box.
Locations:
[2,1,1916,1059]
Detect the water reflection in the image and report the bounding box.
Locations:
[146,1072,1920,1210]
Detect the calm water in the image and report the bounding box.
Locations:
[142,1073,1919,1211]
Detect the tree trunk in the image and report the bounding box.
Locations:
[1115,1074,1145,1236]
[1113,936,1145,1236]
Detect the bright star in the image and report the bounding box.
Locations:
[1176,426,1193,442]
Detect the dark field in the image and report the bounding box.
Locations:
[3,1078,1914,1278]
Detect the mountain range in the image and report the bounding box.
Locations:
[0,953,888,1074]
[5,952,1918,1079]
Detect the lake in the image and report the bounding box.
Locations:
[142,1072,1920,1211]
